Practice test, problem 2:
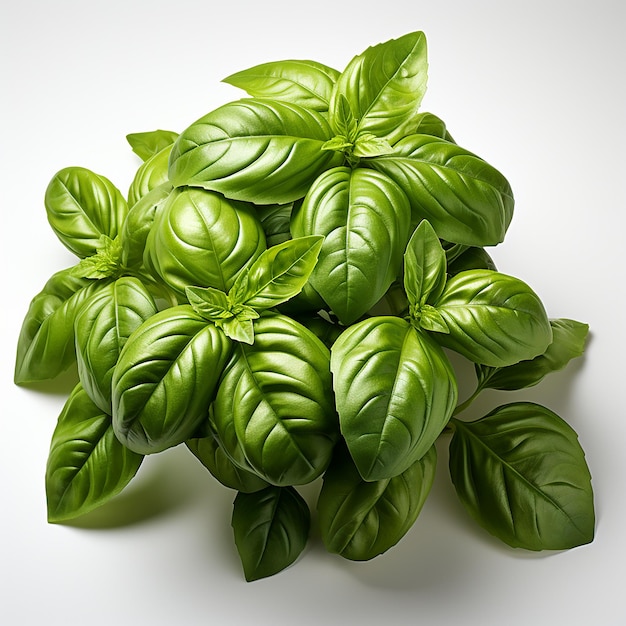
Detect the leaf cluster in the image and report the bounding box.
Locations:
[15,31,594,581]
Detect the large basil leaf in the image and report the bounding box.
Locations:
[111,305,233,454]
[232,486,310,581]
[330,316,457,481]
[186,417,269,493]
[126,129,178,161]
[432,269,552,367]
[127,144,172,208]
[330,31,428,144]
[368,134,514,246]
[145,187,266,295]
[291,166,411,324]
[223,60,339,112]
[318,443,436,560]
[120,182,172,272]
[45,166,128,258]
[169,98,343,204]
[14,268,102,384]
[475,318,589,391]
[212,313,338,486]
[449,402,595,550]
[75,277,158,413]
[46,384,143,522]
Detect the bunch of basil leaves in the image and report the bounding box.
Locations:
[15,31,594,581]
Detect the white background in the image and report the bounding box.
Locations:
[1,1,624,624]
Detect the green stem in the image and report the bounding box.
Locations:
[452,385,483,417]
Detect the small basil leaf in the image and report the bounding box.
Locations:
[111,305,233,454]
[223,60,339,112]
[169,98,343,204]
[410,111,455,142]
[127,144,172,208]
[404,219,447,312]
[126,129,178,161]
[14,268,102,384]
[432,269,552,367]
[45,166,128,258]
[232,486,310,581]
[212,313,338,486]
[476,318,589,391]
[418,304,449,333]
[230,235,324,310]
[318,443,436,561]
[331,31,428,144]
[449,402,595,550]
[71,235,123,280]
[330,317,457,481]
[145,187,266,295]
[185,286,232,320]
[46,384,143,522]
[352,133,394,158]
[368,134,514,246]
[447,245,497,275]
[256,203,294,247]
[291,166,411,324]
[221,315,256,345]
[186,419,269,493]
[331,94,358,141]
[75,277,158,413]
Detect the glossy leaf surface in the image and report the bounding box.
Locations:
[45,166,128,258]
[145,187,266,295]
[46,384,143,522]
[449,402,595,550]
[433,269,552,367]
[169,98,342,204]
[232,486,310,581]
[112,305,233,454]
[331,316,457,480]
[126,129,178,161]
[128,145,172,208]
[75,277,158,413]
[291,166,411,324]
[318,443,436,560]
[212,313,338,486]
[368,134,514,245]
[223,60,339,111]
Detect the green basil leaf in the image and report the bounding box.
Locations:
[185,286,232,321]
[126,129,178,161]
[318,443,436,560]
[410,111,455,142]
[476,318,589,391]
[449,402,595,550]
[45,166,128,258]
[230,235,324,310]
[145,187,266,295]
[223,60,339,112]
[294,313,343,349]
[46,383,143,522]
[14,268,102,384]
[432,269,553,367]
[330,31,428,144]
[447,245,497,276]
[404,219,447,312]
[111,305,233,454]
[291,166,411,325]
[256,203,294,247]
[70,235,123,280]
[330,317,457,481]
[186,418,269,493]
[120,182,172,272]
[127,144,172,208]
[368,134,514,246]
[212,313,338,486]
[75,277,158,413]
[232,486,310,581]
[352,133,394,158]
[169,98,343,204]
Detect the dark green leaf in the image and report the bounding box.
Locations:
[330,316,457,481]
[318,443,436,560]
[476,318,589,390]
[45,166,128,258]
[432,269,552,367]
[126,129,178,161]
[291,166,411,324]
[449,402,595,550]
[111,305,233,454]
[223,60,339,112]
[255,203,293,247]
[46,384,143,522]
[169,98,343,204]
[447,245,497,275]
[232,486,310,581]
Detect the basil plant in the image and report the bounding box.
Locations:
[15,31,594,582]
